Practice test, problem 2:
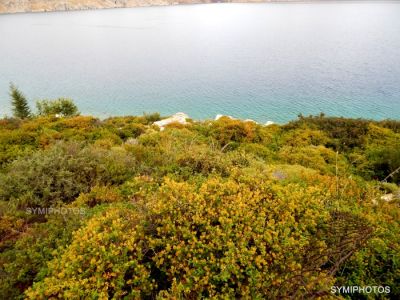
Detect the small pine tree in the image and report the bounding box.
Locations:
[10,83,31,119]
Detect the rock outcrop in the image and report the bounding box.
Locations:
[0,0,271,14]
[215,114,275,126]
[215,114,236,121]
[265,121,275,126]
[153,112,189,130]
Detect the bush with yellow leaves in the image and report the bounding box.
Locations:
[26,176,372,299]
[25,205,154,300]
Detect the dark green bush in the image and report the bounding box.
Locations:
[36,98,79,117]
[0,142,137,207]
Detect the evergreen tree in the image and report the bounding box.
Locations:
[10,83,31,119]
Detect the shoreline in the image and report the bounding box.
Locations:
[0,1,258,15]
[2,111,399,126]
[0,1,394,16]
[0,1,326,15]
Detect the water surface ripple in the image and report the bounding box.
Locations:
[0,2,399,122]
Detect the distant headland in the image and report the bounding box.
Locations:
[0,1,302,14]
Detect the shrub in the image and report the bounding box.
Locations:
[25,205,154,299]
[26,177,373,299]
[0,142,137,208]
[207,118,263,148]
[36,98,79,117]
[73,186,123,208]
[238,143,275,160]
[336,202,400,298]
[364,125,400,183]
[280,128,329,147]
[54,116,99,130]
[0,117,22,130]
[143,112,161,124]
[0,128,38,167]
[278,145,346,175]
[285,115,372,151]
[0,113,398,298]
[0,213,84,299]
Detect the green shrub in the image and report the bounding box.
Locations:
[0,213,85,299]
[36,98,79,117]
[0,142,137,207]
[336,202,400,298]
[143,112,161,124]
[204,118,263,148]
[278,145,346,175]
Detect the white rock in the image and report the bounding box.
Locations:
[381,193,394,202]
[153,112,189,131]
[125,138,138,145]
[215,114,235,121]
[244,119,257,123]
[265,121,275,126]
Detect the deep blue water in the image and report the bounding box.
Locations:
[0,2,399,123]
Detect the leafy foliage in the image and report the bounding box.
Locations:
[36,98,80,117]
[25,205,154,300]
[0,142,137,208]
[0,112,399,299]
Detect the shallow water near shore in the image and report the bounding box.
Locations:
[0,2,399,123]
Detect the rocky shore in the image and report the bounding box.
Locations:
[153,112,275,130]
[0,0,274,14]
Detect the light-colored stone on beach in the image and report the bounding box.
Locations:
[153,112,189,131]
[215,114,236,121]
[265,121,275,126]
[244,119,257,123]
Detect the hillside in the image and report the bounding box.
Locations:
[0,0,271,14]
[0,97,399,298]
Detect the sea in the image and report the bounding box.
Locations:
[0,1,399,123]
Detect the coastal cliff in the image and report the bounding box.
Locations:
[0,0,273,14]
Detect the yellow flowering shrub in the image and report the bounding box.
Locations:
[207,117,263,147]
[25,176,363,298]
[25,205,154,299]
[73,185,123,208]
[148,177,361,298]
[1,113,398,299]
[278,145,346,175]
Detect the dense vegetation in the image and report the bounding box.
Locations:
[0,93,399,298]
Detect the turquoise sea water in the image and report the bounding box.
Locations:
[0,2,399,123]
